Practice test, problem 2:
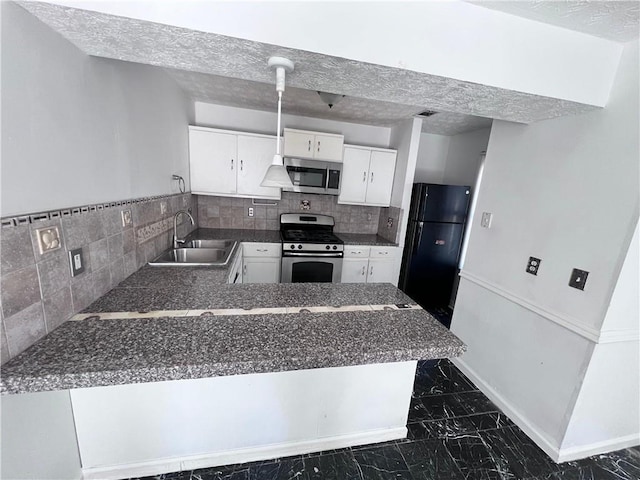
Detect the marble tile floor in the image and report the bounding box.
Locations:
[133,359,640,480]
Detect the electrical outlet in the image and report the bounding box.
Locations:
[121,209,132,227]
[182,196,188,207]
[160,201,167,215]
[248,207,254,217]
[526,257,541,275]
[36,227,61,254]
[68,248,85,277]
[569,268,589,290]
[300,200,311,211]
[367,213,372,221]
[481,212,493,228]
[387,217,394,228]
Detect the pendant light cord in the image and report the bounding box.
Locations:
[276,90,282,155]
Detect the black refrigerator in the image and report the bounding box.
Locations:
[399,183,471,310]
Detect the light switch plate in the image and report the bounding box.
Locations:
[569,268,589,290]
[69,248,85,277]
[121,209,132,227]
[160,201,168,215]
[36,226,62,254]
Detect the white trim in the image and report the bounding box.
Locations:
[81,427,407,480]
[557,433,640,463]
[459,271,639,344]
[451,357,562,462]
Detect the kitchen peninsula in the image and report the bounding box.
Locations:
[1,238,465,480]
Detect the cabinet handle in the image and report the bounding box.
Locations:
[378,251,389,255]
[257,248,268,252]
[240,159,243,171]
[231,159,234,170]
[361,266,366,276]
[369,265,374,276]
[363,171,367,182]
[308,140,311,152]
[350,251,362,254]
[243,264,247,274]
[317,141,321,153]
[371,171,374,183]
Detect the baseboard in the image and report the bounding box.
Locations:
[81,427,407,480]
[557,433,640,463]
[451,357,563,462]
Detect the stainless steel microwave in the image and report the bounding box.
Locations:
[282,158,341,195]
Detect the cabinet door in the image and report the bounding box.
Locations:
[283,130,315,159]
[367,259,397,284]
[365,150,396,206]
[243,258,281,284]
[236,135,281,199]
[338,147,371,204]
[314,134,344,162]
[340,258,369,283]
[189,129,237,195]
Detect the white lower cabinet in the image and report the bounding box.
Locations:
[227,249,244,284]
[340,246,398,284]
[242,243,281,284]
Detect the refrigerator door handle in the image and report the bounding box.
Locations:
[414,222,424,254]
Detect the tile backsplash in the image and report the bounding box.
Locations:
[377,206,402,243]
[0,193,195,363]
[197,192,381,234]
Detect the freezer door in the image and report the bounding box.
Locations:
[403,222,464,308]
[411,184,471,223]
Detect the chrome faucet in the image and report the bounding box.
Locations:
[173,210,195,249]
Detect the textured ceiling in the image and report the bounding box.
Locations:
[470,1,640,42]
[19,1,599,135]
[420,112,493,136]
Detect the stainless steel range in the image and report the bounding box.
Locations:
[280,214,344,283]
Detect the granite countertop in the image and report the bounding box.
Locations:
[83,272,417,312]
[1,307,465,395]
[336,233,397,246]
[1,237,466,395]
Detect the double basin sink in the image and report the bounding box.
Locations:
[149,239,239,267]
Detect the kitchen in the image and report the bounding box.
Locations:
[1,1,639,479]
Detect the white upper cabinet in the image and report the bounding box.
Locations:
[189,126,281,199]
[338,147,371,204]
[189,129,237,195]
[283,128,344,162]
[338,146,397,207]
[236,135,279,198]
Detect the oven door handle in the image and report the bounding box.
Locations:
[283,252,343,258]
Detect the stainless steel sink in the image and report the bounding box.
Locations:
[148,240,238,267]
[183,239,236,249]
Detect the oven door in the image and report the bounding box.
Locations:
[281,253,343,283]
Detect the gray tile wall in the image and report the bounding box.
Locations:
[377,206,402,243]
[197,192,381,234]
[0,193,195,363]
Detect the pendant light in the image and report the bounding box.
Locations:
[260,56,295,188]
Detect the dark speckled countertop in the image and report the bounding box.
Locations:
[1,230,465,396]
[335,233,397,246]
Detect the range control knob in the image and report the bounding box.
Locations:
[290,244,295,250]
[326,245,331,250]
[333,245,338,250]
[297,244,303,249]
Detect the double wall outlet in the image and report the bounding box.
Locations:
[481,212,493,228]
[160,201,168,215]
[248,207,254,217]
[121,209,132,227]
[526,257,541,275]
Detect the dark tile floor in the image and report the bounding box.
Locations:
[134,359,640,480]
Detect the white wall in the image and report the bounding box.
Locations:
[442,128,492,186]
[194,103,391,148]
[452,39,639,459]
[49,0,622,107]
[414,133,450,184]
[1,2,193,217]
